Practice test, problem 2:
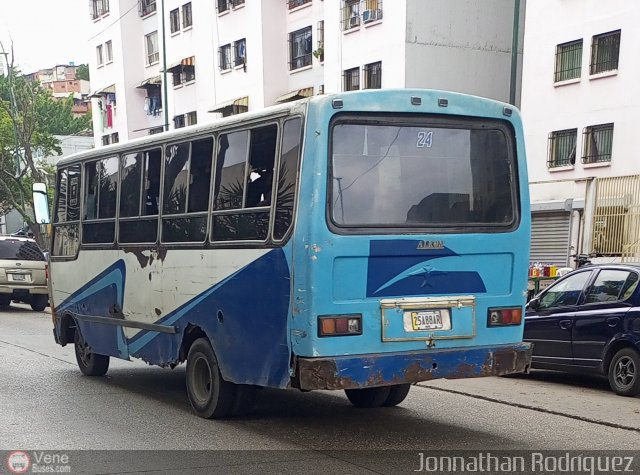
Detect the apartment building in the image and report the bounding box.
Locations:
[87,0,524,147]
[522,1,640,266]
[25,64,91,117]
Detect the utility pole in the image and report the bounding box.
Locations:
[161,0,169,132]
[0,44,22,177]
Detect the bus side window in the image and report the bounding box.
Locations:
[188,138,213,213]
[274,117,302,240]
[83,157,118,244]
[246,125,277,208]
[214,131,248,210]
[52,166,81,257]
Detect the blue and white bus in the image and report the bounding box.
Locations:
[50,89,531,418]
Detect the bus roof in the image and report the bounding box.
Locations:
[56,88,517,168]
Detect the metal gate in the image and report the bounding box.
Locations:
[530,212,571,266]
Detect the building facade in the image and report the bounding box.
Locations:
[25,64,92,117]
[522,1,640,266]
[86,0,524,147]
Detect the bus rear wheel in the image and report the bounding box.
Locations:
[382,384,411,407]
[74,330,110,376]
[186,338,236,419]
[344,386,392,408]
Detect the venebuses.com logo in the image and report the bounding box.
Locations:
[6,451,31,474]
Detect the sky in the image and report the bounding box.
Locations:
[0,0,91,73]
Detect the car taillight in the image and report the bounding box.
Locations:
[45,264,49,281]
[318,314,362,337]
[487,307,523,326]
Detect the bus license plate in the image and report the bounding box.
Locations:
[11,274,26,281]
[404,310,451,332]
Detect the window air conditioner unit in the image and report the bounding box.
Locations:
[349,16,360,28]
[363,9,382,23]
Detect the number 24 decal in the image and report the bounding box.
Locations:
[417,131,433,148]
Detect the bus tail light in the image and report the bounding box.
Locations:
[487,307,522,327]
[318,314,362,337]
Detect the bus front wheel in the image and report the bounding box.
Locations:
[344,386,391,408]
[186,338,236,419]
[74,330,110,376]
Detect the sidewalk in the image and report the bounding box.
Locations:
[418,373,640,432]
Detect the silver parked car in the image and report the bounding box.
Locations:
[0,236,49,311]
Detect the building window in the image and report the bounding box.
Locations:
[547,129,577,168]
[364,61,381,89]
[554,39,582,82]
[145,31,159,65]
[149,127,164,135]
[174,115,186,129]
[96,45,104,66]
[139,0,156,16]
[234,39,246,67]
[170,8,180,33]
[289,27,312,70]
[111,132,119,144]
[186,111,197,126]
[362,0,383,23]
[342,0,361,31]
[217,0,229,13]
[590,30,621,75]
[582,123,614,164]
[183,65,195,83]
[105,40,113,63]
[343,67,360,91]
[102,135,110,146]
[182,2,192,28]
[90,0,110,20]
[288,0,311,9]
[231,0,244,6]
[314,21,324,62]
[219,44,232,70]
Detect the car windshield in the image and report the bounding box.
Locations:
[0,240,45,261]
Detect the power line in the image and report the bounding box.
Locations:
[88,0,140,41]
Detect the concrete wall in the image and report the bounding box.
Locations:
[405,0,524,104]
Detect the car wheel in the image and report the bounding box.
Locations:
[344,386,392,408]
[74,330,110,376]
[185,338,237,419]
[382,384,411,407]
[0,295,11,307]
[30,295,48,312]
[608,348,640,397]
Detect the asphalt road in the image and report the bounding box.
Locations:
[1,304,638,474]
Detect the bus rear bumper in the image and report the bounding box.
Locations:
[294,343,532,391]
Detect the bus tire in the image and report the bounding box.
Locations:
[74,330,110,376]
[344,386,392,408]
[382,384,411,407]
[608,348,640,397]
[186,338,236,419]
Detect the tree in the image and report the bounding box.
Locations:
[76,64,90,81]
[0,45,92,245]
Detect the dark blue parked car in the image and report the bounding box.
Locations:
[525,264,640,396]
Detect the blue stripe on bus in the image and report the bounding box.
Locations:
[56,259,127,314]
[366,240,486,297]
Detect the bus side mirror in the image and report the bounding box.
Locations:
[32,183,51,225]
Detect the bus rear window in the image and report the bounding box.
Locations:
[330,119,517,229]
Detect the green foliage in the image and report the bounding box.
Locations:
[0,64,91,243]
[76,64,90,81]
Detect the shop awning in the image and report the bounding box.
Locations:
[208,96,249,113]
[164,56,196,72]
[137,75,162,88]
[89,84,116,97]
[275,87,313,103]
